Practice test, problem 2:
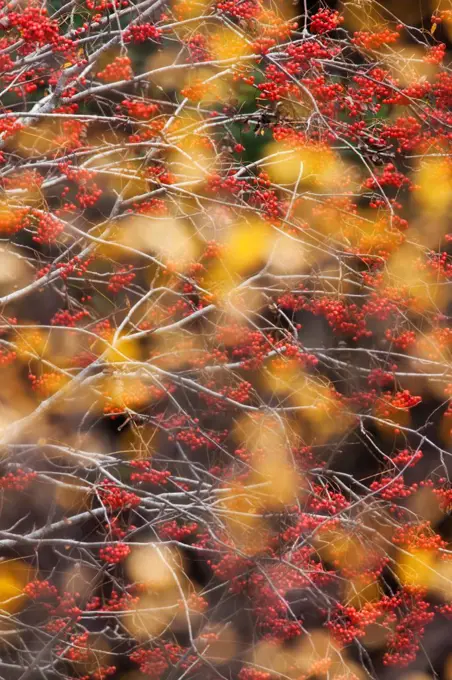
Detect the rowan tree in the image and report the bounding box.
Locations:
[0,0,451,678]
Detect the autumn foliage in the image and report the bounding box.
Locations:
[0,0,452,678]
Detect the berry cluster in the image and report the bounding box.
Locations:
[352,27,401,49]
[97,56,132,82]
[31,212,64,244]
[99,542,131,563]
[51,309,90,326]
[107,265,136,293]
[123,23,162,43]
[0,468,37,491]
[29,372,65,396]
[97,480,141,511]
[310,8,344,34]
[129,460,171,485]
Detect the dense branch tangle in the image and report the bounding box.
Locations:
[0,0,451,678]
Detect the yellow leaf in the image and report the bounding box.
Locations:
[397,549,436,587]
[0,560,33,613]
[224,218,273,274]
[209,28,252,62]
[106,337,141,364]
[262,141,304,185]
